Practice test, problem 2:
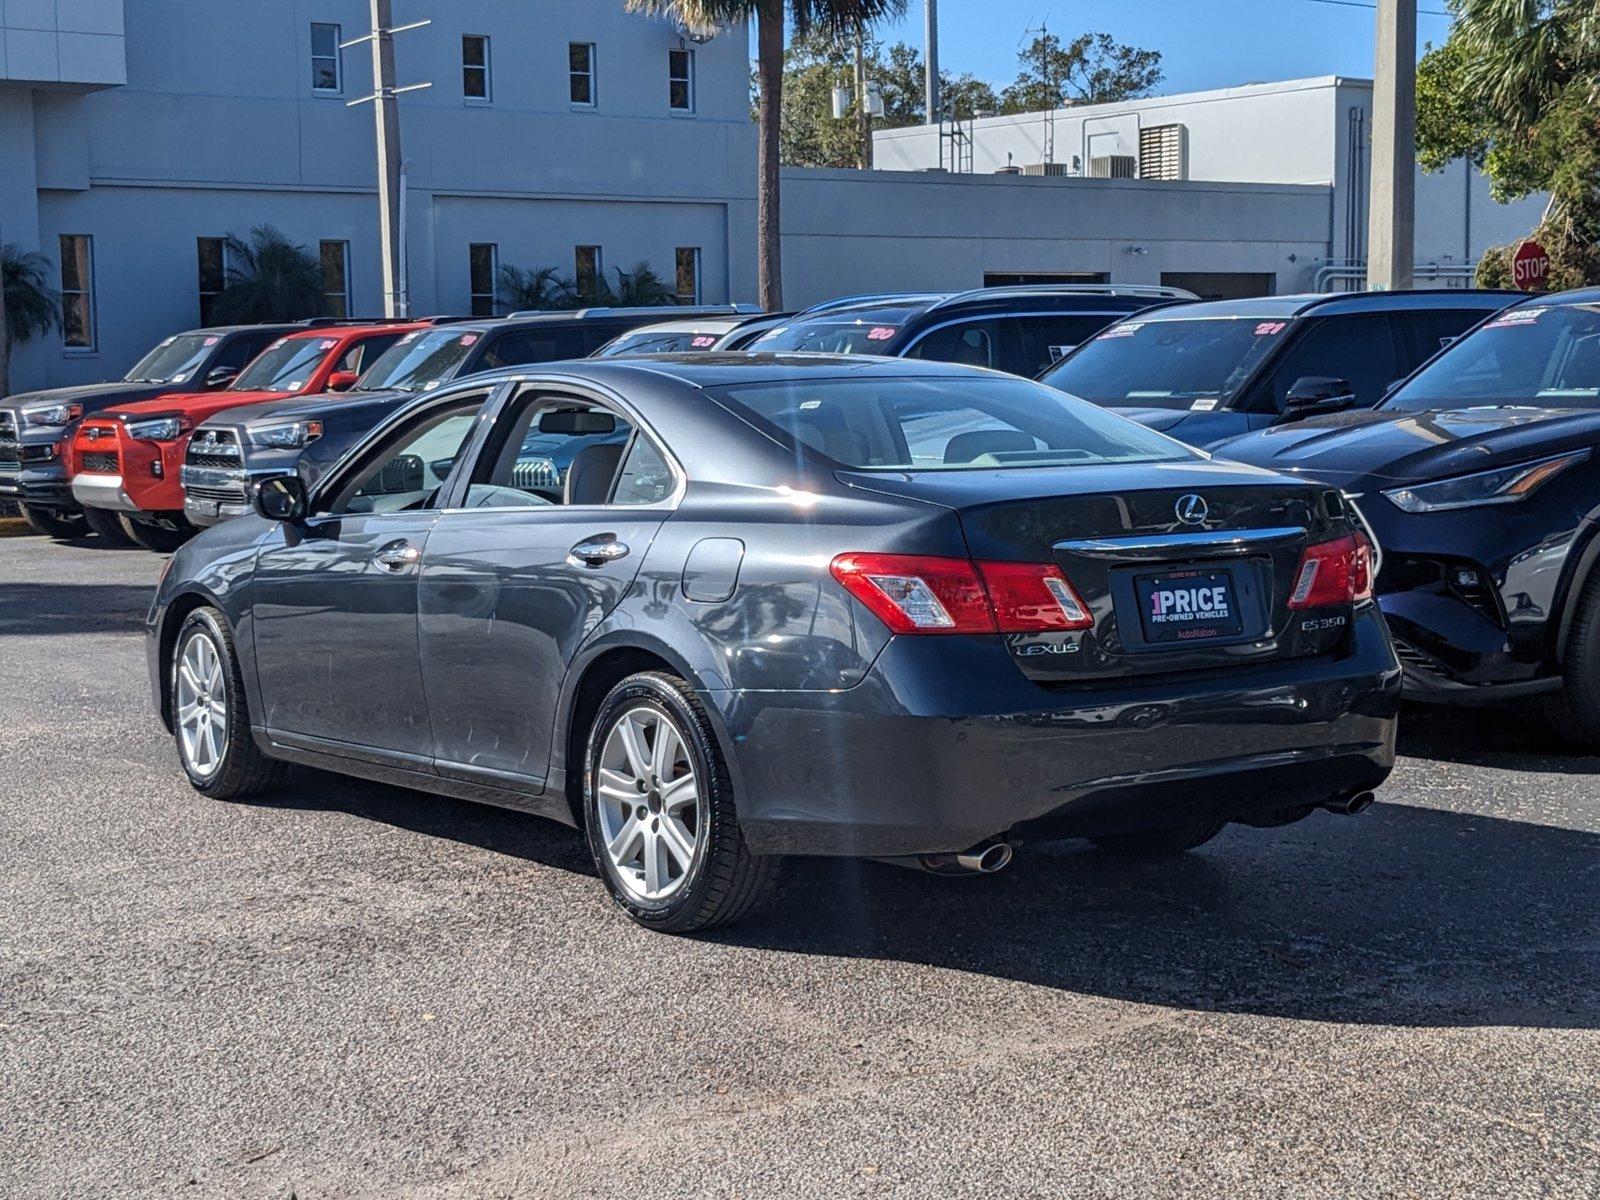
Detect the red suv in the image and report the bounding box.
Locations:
[67,321,428,549]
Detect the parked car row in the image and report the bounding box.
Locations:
[9,280,1600,933]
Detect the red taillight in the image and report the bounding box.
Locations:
[1287,532,1374,609]
[830,553,1092,635]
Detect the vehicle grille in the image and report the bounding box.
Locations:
[187,482,250,505]
[82,451,119,474]
[0,413,18,464]
[511,457,562,490]
[186,428,243,470]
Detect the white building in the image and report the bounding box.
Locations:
[1,0,758,392]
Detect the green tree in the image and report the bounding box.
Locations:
[626,0,906,310]
[1417,0,1600,288]
[878,41,1000,125]
[771,28,862,168]
[999,32,1164,114]
[211,225,326,323]
[496,264,577,312]
[1,244,61,398]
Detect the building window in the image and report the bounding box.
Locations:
[575,245,602,301]
[469,243,498,316]
[197,237,226,325]
[462,35,491,102]
[320,240,351,318]
[311,23,342,94]
[569,43,596,107]
[669,48,694,112]
[674,247,701,305]
[59,235,95,351]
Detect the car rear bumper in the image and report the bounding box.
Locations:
[717,603,1401,857]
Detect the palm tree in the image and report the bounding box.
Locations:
[626,0,904,310]
[211,225,326,323]
[602,261,676,306]
[496,264,578,312]
[1,243,62,398]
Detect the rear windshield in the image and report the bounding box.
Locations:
[748,315,909,355]
[231,336,337,393]
[124,333,218,385]
[1039,316,1295,409]
[594,329,723,357]
[710,375,1193,471]
[1383,304,1600,411]
[358,328,479,392]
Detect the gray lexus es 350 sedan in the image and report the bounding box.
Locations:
[148,355,1401,932]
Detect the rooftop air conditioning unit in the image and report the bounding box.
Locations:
[1089,154,1138,179]
[1022,162,1070,177]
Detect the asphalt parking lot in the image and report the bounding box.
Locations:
[2,525,1598,1199]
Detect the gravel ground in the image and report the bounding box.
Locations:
[2,526,1598,1199]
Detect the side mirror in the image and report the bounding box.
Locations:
[205,366,239,389]
[1284,376,1356,416]
[253,475,309,523]
[326,370,360,392]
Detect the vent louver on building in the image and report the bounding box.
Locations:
[1138,124,1188,181]
[1088,154,1138,180]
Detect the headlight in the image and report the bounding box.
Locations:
[22,403,82,428]
[247,420,323,450]
[125,416,185,441]
[1382,450,1590,513]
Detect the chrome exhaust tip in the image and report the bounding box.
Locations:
[1322,791,1375,816]
[954,841,1014,874]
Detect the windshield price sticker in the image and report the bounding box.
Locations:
[1254,322,1288,336]
[203,336,220,346]
[1190,398,1219,411]
[692,335,717,348]
[867,327,896,341]
[398,331,421,343]
[286,381,303,391]
[1099,323,1143,339]
[1487,307,1547,329]
[459,333,479,346]
[318,339,339,350]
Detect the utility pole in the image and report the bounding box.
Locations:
[0,216,10,398]
[854,24,873,169]
[1366,0,1416,291]
[924,0,940,124]
[346,2,430,317]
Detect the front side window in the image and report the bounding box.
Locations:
[1251,314,1400,413]
[311,23,342,94]
[59,234,95,350]
[462,35,491,101]
[1039,316,1296,411]
[669,48,694,111]
[197,237,226,326]
[1384,303,1600,412]
[674,247,700,305]
[320,240,350,319]
[712,375,1193,471]
[569,42,596,106]
[357,328,481,392]
[469,243,498,317]
[464,393,644,509]
[329,399,487,516]
[231,336,337,393]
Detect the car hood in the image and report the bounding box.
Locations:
[98,388,300,424]
[1214,406,1600,489]
[1104,405,1194,432]
[195,387,409,431]
[1,380,184,412]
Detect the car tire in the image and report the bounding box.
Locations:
[81,505,133,545]
[1545,570,1600,750]
[18,503,87,539]
[171,607,285,800]
[1090,817,1227,857]
[583,670,782,933]
[119,514,194,553]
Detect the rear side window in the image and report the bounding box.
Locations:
[1011,314,1122,376]
[482,326,587,367]
[903,319,1005,370]
[711,375,1192,471]
[1249,314,1402,413]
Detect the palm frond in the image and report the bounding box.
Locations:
[212,225,325,323]
[2,243,61,347]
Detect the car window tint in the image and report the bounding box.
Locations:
[1384,303,1600,410]
[331,402,483,516]
[903,319,1003,369]
[463,391,634,508]
[1253,314,1400,413]
[610,436,675,504]
[1396,309,1491,369]
[212,334,266,371]
[481,327,587,368]
[1011,315,1120,376]
[340,333,403,373]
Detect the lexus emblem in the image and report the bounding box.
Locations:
[1175,494,1209,525]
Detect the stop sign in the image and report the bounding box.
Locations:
[1513,240,1551,291]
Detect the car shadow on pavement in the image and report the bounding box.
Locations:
[1397,702,1600,775]
[0,582,160,637]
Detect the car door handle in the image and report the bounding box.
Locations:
[568,536,629,568]
[374,540,421,572]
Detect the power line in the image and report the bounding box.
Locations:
[1303,0,1452,17]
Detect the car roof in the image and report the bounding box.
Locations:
[277,320,431,341]
[604,315,751,336]
[1135,290,1522,322]
[1518,286,1600,307]
[791,285,1191,324]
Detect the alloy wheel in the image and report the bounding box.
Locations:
[595,704,703,902]
[176,631,228,778]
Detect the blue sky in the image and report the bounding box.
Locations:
[869,0,1455,95]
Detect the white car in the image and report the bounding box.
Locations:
[591,311,788,357]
